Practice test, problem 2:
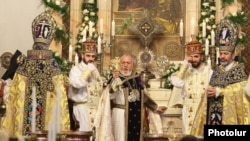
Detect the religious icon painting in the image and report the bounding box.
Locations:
[215,17,238,51]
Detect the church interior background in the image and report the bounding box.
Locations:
[1,0,250,140]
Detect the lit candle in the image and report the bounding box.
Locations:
[75,53,79,66]
[202,20,206,38]
[82,28,87,42]
[207,57,211,68]
[56,88,61,133]
[89,21,93,37]
[69,45,72,62]
[205,39,209,56]
[97,36,102,54]
[191,18,195,35]
[100,19,103,34]
[180,19,183,37]
[31,86,37,133]
[48,121,52,141]
[211,29,215,46]
[111,20,115,36]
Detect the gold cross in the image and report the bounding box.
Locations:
[141,22,151,33]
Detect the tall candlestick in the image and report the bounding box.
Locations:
[82,28,87,42]
[211,29,215,46]
[75,53,79,66]
[48,121,52,141]
[100,19,103,34]
[207,57,211,68]
[202,20,206,38]
[31,86,37,133]
[207,57,211,84]
[205,39,209,56]
[69,45,72,62]
[180,19,183,37]
[111,20,115,36]
[89,21,93,37]
[97,36,102,54]
[56,88,61,133]
[191,18,195,35]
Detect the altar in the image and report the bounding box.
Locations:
[147,79,183,137]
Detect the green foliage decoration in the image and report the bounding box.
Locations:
[116,16,133,35]
[228,11,248,25]
[197,0,216,43]
[41,0,70,47]
[75,0,99,53]
[221,0,246,8]
[103,64,116,86]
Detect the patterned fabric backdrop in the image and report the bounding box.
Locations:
[242,1,250,73]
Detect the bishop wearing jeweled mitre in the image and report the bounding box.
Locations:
[0,11,70,138]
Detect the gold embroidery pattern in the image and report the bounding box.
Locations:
[16,58,62,135]
[209,63,248,88]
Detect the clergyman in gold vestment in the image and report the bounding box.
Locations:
[191,25,249,139]
[0,11,70,138]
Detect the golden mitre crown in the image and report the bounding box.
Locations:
[32,11,57,46]
[186,39,202,55]
[81,38,97,54]
[215,17,238,52]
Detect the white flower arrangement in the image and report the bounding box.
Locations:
[103,64,116,86]
[74,0,99,53]
[198,0,216,42]
[163,63,181,89]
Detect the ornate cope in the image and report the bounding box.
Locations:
[209,63,248,88]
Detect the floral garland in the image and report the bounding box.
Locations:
[41,0,70,75]
[221,0,245,8]
[75,0,99,54]
[103,64,116,86]
[221,0,247,62]
[198,0,247,61]
[41,0,70,44]
[52,51,69,74]
[197,0,216,43]
[41,0,100,74]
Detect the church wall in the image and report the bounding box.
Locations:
[0,0,220,59]
[1,0,248,73]
[242,1,250,73]
[0,0,44,57]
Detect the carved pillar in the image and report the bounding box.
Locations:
[242,1,250,73]
[62,0,71,59]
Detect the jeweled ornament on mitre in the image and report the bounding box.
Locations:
[31,11,57,49]
[215,17,238,52]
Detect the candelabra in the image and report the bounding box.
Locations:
[209,45,217,69]
[201,36,217,69]
[67,61,75,69]
[179,36,185,46]
[96,34,115,76]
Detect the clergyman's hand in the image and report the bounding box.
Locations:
[207,86,216,97]
[87,63,96,71]
[156,106,167,114]
[112,69,119,79]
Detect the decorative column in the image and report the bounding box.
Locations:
[242,0,250,73]
[62,0,71,59]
